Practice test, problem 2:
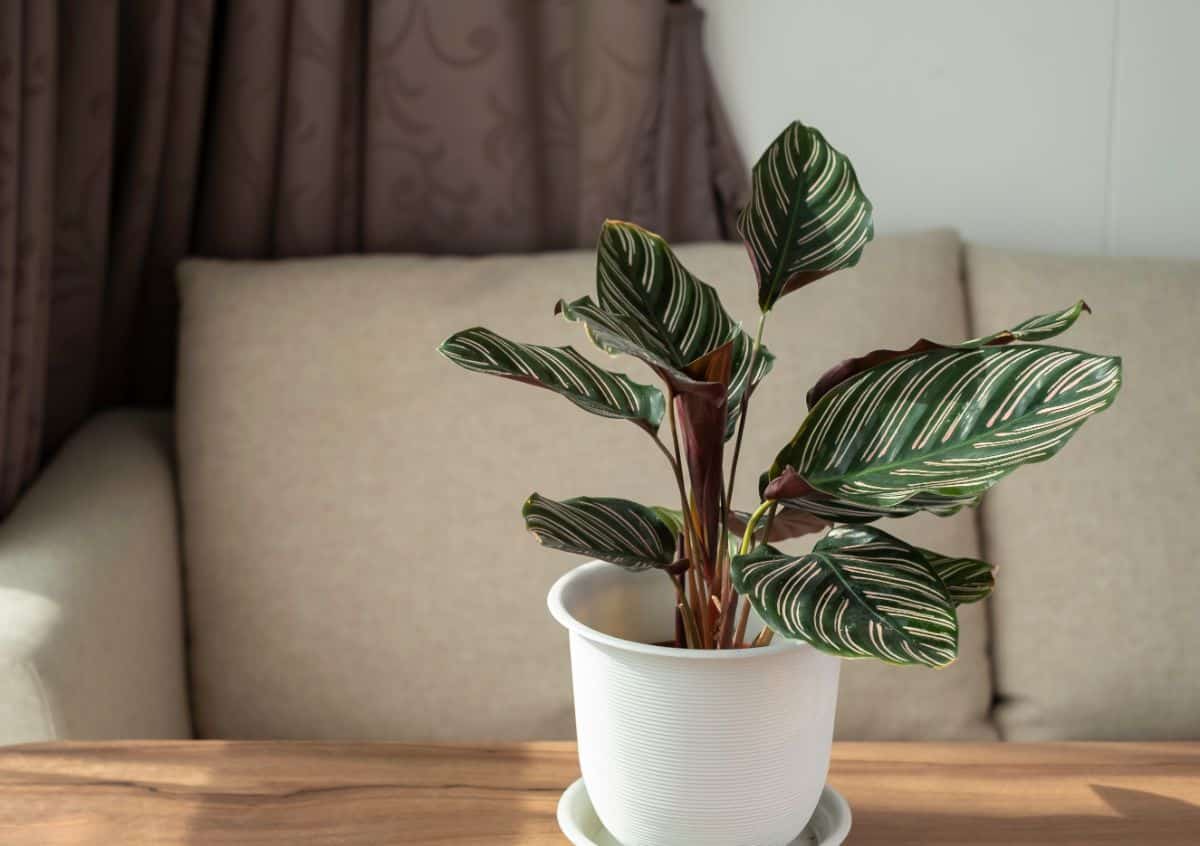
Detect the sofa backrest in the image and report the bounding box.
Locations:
[966,246,1200,740]
[174,231,995,741]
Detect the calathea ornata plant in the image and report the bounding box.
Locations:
[439,120,1122,666]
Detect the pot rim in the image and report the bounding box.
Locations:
[547,559,809,661]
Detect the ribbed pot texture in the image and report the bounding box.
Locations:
[548,560,841,846]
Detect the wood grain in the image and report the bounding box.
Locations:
[0,741,1195,844]
[832,742,1200,845]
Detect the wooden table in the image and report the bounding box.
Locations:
[0,741,1196,844]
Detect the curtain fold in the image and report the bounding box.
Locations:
[0,0,54,506]
[0,0,748,516]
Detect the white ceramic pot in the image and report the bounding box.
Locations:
[548,560,841,846]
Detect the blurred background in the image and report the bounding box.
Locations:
[700,0,1199,259]
[0,0,1195,748]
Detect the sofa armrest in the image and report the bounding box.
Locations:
[0,411,191,743]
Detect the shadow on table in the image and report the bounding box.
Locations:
[1092,784,1199,816]
[848,784,1199,844]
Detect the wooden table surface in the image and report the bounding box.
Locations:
[0,741,1197,844]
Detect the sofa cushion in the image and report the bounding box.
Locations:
[967,246,1200,740]
[176,230,995,741]
[0,411,191,743]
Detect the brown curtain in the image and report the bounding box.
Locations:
[0,0,748,515]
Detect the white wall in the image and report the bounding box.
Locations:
[697,0,1200,259]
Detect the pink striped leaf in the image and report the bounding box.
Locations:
[767,343,1122,510]
[732,525,957,667]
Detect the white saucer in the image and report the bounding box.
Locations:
[556,778,852,846]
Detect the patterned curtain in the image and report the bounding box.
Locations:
[0,0,747,515]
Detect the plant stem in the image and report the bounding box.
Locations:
[667,399,706,557]
[721,498,777,648]
[669,575,698,649]
[760,500,780,545]
[662,403,692,521]
[733,596,751,648]
[651,433,680,475]
[718,313,768,646]
[738,499,776,556]
[724,312,768,521]
[752,625,775,648]
[665,393,709,647]
[679,603,702,650]
[688,560,709,648]
[716,580,738,648]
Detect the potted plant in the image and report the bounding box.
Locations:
[439,120,1122,846]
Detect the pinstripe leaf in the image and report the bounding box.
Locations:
[920,548,994,606]
[772,490,978,527]
[807,300,1093,408]
[522,494,677,572]
[438,327,665,432]
[732,525,958,667]
[816,527,993,606]
[769,344,1122,510]
[758,465,979,531]
[738,121,874,312]
[964,299,1091,347]
[556,220,774,439]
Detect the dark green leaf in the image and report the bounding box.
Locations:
[732,525,958,667]
[814,527,993,606]
[807,300,1092,408]
[920,549,994,606]
[522,494,677,571]
[737,121,874,312]
[759,466,979,524]
[439,327,666,431]
[775,491,978,524]
[557,220,774,438]
[965,299,1091,347]
[770,344,1122,510]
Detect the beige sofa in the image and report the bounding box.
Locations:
[2,231,1197,746]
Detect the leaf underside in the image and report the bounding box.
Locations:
[774,488,980,525]
[727,506,829,544]
[733,525,958,667]
[522,494,677,572]
[737,121,875,312]
[758,464,979,531]
[439,327,665,431]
